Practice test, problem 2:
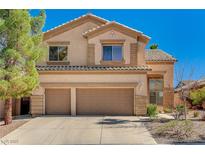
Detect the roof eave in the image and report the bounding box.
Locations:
[43,13,108,41]
[37,70,152,74]
[83,22,150,44]
[146,60,177,64]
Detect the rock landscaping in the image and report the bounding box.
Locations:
[144,119,205,144]
[0,118,30,138]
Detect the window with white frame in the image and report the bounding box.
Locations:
[49,46,68,61]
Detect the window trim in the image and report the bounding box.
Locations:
[148,77,164,105]
[48,45,68,62]
[101,44,124,62]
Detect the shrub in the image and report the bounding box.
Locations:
[173,104,185,120]
[156,120,193,141]
[190,87,205,105]
[147,104,158,118]
[150,44,158,49]
[176,104,185,112]
[193,111,199,118]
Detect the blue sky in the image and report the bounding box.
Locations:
[30,9,205,86]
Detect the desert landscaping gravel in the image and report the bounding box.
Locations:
[0,119,29,138]
[144,120,205,144]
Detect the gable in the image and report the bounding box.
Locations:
[88,29,137,43]
[43,14,108,41]
[44,22,100,66]
[88,30,137,65]
[83,22,150,44]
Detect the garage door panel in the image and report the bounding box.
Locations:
[77,88,134,115]
[45,89,71,115]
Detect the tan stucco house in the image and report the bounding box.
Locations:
[0,13,177,118]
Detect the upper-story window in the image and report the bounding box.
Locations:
[49,46,68,61]
[102,45,122,61]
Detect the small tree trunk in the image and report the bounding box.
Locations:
[4,97,12,125]
[184,98,187,120]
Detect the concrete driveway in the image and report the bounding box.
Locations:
[0,116,156,145]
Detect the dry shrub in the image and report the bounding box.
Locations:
[193,111,199,118]
[156,120,193,141]
[173,104,185,120]
[163,107,173,113]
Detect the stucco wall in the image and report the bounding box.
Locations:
[38,73,148,96]
[137,42,146,65]
[147,63,174,107]
[42,22,99,65]
[32,73,148,116]
[147,63,174,88]
[88,30,137,65]
[42,21,148,66]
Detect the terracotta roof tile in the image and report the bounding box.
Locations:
[36,65,151,72]
[44,13,109,33]
[145,49,177,62]
[175,79,205,92]
[82,21,150,39]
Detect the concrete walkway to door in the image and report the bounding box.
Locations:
[0,116,156,145]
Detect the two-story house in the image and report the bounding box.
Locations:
[0,13,176,118]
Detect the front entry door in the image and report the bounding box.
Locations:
[20,97,30,115]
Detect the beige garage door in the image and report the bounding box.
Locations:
[77,88,134,115]
[45,89,71,115]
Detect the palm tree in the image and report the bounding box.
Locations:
[150,44,158,49]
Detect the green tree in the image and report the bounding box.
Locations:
[0,10,46,125]
[150,44,158,49]
[190,87,205,105]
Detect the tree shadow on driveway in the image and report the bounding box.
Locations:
[97,119,130,125]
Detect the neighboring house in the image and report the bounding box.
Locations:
[0,13,177,118]
[174,79,205,106]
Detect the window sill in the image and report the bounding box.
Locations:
[46,61,70,65]
[100,59,125,66]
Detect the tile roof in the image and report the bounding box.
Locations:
[36,65,151,72]
[145,49,177,62]
[44,13,109,33]
[82,21,150,39]
[175,80,195,89]
[175,79,205,92]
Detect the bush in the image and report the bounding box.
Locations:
[193,111,199,118]
[190,87,205,105]
[173,104,185,120]
[156,120,193,141]
[150,44,158,49]
[173,104,189,120]
[176,104,185,112]
[147,104,158,118]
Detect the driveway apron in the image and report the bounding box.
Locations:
[0,116,156,145]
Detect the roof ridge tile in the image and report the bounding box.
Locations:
[82,21,150,39]
[44,13,109,34]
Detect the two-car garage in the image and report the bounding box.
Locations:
[76,88,134,115]
[45,88,134,116]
